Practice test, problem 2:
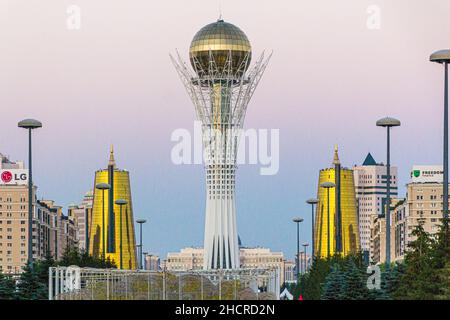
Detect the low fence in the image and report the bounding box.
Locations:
[48,267,280,300]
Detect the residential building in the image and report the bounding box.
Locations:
[144,254,160,271]
[353,153,398,259]
[165,247,204,271]
[68,190,93,251]
[165,247,286,283]
[283,260,296,284]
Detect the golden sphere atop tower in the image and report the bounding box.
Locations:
[189,19,252,75]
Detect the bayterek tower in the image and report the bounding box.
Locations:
[172,19,270,269]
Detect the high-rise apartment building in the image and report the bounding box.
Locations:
[0,153,77,273]
[371,165,447,264]
[68,190,93,251]
[353,153,398,258]
[0,154,32,273]
[40,199,78,260]
[392,199,407,262]
[406,166,446,236]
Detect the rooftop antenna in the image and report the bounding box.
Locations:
[218,1,223,21]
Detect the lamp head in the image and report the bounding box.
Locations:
[115,199,128,206]
[293,217,303,223]
[320,182,336,189]
[95,183,111,190]
[18,119,42,129]
[430,50,450,64]
[136,219,147,224]
[306,198,319,205]
[376,117,401,128]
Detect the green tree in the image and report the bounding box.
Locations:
[394,223,443,299]
[321,264,345,300]
[57,248,116,269]
[340,259,369,300]
[431,218,450,270]
[366,263,403,300]
[36,252,56,287]
[16,263,48,300]
[0,272,16,299]
[431,217,450,299]
[301,257,333,300]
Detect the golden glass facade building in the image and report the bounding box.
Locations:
[88,147,137,269]
[314,147,360,258]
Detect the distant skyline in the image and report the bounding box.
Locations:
[1,0,450,260]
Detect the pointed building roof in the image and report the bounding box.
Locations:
[332,145,341,165]
[108,145,116,168]
[362,153,377,166]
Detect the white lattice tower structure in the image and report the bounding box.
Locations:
[171,19,270,269]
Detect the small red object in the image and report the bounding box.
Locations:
[299,294,303,300]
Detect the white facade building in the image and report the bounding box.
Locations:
[353,153,398,258]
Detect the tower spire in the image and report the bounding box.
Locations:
[218,1,223,21]
[332,144,341,165]
[109,145,116,168]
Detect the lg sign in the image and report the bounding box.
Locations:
[0,170,28,185]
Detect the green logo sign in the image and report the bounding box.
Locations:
[413,170,420,178]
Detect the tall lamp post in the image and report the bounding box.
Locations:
[115,199,127,269]
[376,117,401,266]
[306,198,319,258]
[430,50,450,223]
[96,183,110,260]
[18,119,42,265]
[292,217,303,281]
[302,243,309,273]
[320,182,335,258]
[136,219,147,270]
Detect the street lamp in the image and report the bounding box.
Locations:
[302,243,309,273]
[136,219,147,269]
[18,119,42,265]
[320,182,335,258]
[430,50,450,222]
[115,199,127,269]
[292,217,303,281]
[96,183,111,260]
[306,198,319,258]
[377,117,400,266]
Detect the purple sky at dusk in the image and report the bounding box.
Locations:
[1,0,450,259]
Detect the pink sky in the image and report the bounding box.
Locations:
[1,0,450,258]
